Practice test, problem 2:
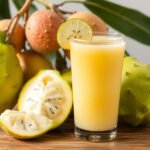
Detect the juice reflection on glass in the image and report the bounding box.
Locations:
[70,33,125,142]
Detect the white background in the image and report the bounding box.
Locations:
[10,0,150,63]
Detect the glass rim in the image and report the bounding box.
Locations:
[71,32,125,45]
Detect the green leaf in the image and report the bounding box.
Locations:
[83,0,150,45]
[12,0,37,14]
[0,0,10,19]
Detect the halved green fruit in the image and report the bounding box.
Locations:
[57,18,93,50]
[18,70,72,129]
[0,110,54,139]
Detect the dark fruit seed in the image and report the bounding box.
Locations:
[29,123,32,127]
[21,120,24,124]
[49,108,54,115]
[46,97,62,101]
[55,106,58,109]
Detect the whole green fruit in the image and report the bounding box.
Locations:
[0,43,23,113]
[119,56,150,126]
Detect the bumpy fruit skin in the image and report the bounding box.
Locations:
[0,19,25,52]
[25,10,63,54]
[17,51,53,82]
[119,57,150,126]
[68,11,108,32]
[0,43,23,113]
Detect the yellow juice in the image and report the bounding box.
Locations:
[70,36,125,131]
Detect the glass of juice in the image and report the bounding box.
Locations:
[70,33,125,142]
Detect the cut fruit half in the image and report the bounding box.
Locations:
[0,110,54,139]
[18,70,72,129]
[57,19,93,50]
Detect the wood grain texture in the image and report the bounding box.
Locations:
[0,117,149,150]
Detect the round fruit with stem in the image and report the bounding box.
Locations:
[18,70,72,130]
[0,19,25,52]
[17,51,53,82]
[0,110,55,139]
[25,10,64,54]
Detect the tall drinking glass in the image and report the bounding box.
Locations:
[70,33,125,142]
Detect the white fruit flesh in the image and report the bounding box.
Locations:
[0,110,53,139]
[18,70,72,129]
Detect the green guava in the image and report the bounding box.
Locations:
[0,43,23,113]
[119,56,150,126]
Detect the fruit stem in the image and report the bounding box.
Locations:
[35,0,76,16]
[6,0,32,44]
[57,9,76,15]
[24,8,30,27]
[35,0,65,20]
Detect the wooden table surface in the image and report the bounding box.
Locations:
[0,117,149,150]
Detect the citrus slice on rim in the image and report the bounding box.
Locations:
[0,110,54,139]
[18,70,72,130]
[57,19,93,50]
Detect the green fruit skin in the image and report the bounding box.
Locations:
[62,69,72,86]
[0,43,23,113]
[119,56,150,126]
